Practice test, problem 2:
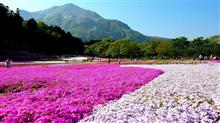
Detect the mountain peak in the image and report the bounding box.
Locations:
[63,3,77,7]
[59,3,83,10]
[20,4,155,42]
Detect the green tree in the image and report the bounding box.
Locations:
[156,41,172,57]
[119,40,140,59]
[187,37,208,56]
[141,39,161,58]
[84,40,111,57]
[106,41,121,58]
[171,37,189,57]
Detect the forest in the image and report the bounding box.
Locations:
[0,3,84,56]
[85,36,220,59]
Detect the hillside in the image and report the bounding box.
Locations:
[20,3,155,42]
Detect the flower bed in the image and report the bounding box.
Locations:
[206,60,220,63]
[81,64,220,122]
[0,64,163,122]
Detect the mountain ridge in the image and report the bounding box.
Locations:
[20,3,157,42]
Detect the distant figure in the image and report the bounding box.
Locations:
[108,58,111,64]
[210,55,213,60]
[199,54,203,60]
[193,56,196,60]
[5,58,11,68]
[118,59,121,64]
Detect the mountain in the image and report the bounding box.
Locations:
[20,3,155,42]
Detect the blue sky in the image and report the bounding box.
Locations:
[0,0,219,39]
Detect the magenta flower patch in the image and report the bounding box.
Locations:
[0,64,163,122]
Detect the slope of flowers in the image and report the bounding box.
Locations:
[0,64,163,122]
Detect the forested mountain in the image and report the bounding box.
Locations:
[20,3,156,42]
[0,3,84,55]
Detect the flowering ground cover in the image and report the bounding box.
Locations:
[206,60,220,63]
[81,64,220,122]
[0,64,163,122]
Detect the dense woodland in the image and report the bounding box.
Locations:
[0,3,220,60]
[0,3,84,56]
[85,36,220,59]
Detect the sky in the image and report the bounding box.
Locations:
[0,0,219,39]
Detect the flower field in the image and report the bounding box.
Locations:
[0,64,163,122]
[81,64,220,122]
[206,60,220,63]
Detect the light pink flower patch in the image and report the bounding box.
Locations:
[206,60,220,63]
[0,64,163,122]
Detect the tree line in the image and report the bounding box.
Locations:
[84,36,220,59]
[0,3,84,55]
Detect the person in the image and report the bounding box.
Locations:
[5,58,11,68]
[193,56,196,60]
[199,54,203,60]
[118,59,121,64]
[210,55,213,60]
[108,58,111,64]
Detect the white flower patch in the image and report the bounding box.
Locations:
[80,63,220,123]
